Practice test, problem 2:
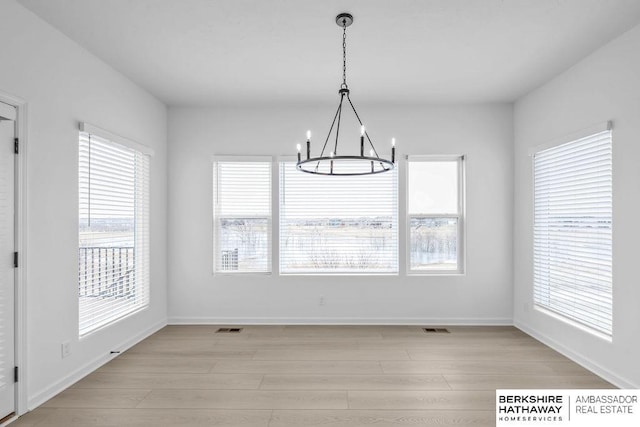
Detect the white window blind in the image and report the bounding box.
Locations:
[407,156,464,273]
[280,160,398,274]
[213,159,271,273]
[78,131,150,336]
[533,129,612,336]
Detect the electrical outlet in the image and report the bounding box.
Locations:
[61,341,71,358]
[319,296,325,306]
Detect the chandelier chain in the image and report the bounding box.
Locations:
[342,20,347,87]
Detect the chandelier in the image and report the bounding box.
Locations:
[296,13,395,176]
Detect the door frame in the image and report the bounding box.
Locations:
[0,91,28,418]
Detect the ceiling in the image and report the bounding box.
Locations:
[18,0,640,106]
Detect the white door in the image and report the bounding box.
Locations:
[0,101,16,421]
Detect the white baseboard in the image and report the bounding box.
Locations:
[28,319,167,410]
[168,316,513,325]
[514,320,638,389]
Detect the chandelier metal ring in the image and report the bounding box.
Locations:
[297,156,394,176]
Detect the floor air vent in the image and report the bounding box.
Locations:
[423,328,450,333]
[216,327,243,333]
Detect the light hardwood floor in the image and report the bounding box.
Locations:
[12,325,614,426]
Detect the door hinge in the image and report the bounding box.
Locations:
[14,366,18,383]
[14,138,19,154]
[13,252,18,268]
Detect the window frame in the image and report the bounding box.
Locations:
[278,156,399,276]
[212,155,273,275]
[78,123,152,337]
[405,155,465,275]
[531,122,613,339]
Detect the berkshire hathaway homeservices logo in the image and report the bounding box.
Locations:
[497,392,566,423]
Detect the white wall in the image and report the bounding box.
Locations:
[0,0,168,409]
[514,24,640,388]
[168,104,513,324]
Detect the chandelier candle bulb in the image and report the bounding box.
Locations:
[391,138,396,163]
[296,144,301,162]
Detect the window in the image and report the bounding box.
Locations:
[279,160,398,274]
[213,158,271,273]
[407,156,464,273]
[78,125,151,336]
[533,128,612,336]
